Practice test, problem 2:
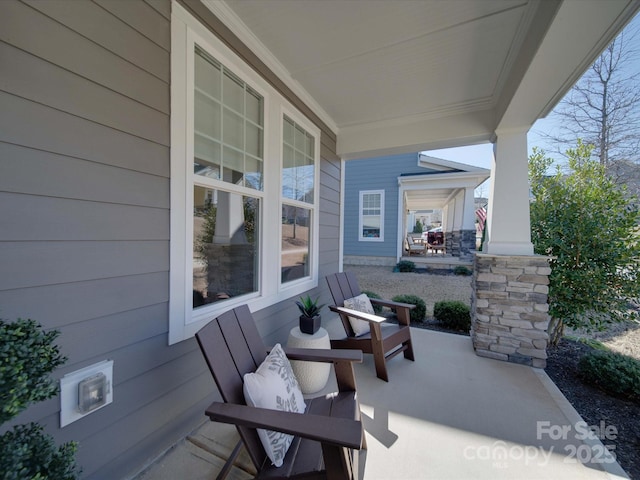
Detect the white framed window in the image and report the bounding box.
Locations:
[280,114,318,285]
[170,4,320,344]
[359,190,384,241]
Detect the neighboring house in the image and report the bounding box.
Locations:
[343,153,489,265]
[0,1,636,479]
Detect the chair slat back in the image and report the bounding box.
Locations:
[326,272,363,337]
[328,271,362,305]
[196,304,268,469]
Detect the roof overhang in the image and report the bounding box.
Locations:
[209,0,640,160]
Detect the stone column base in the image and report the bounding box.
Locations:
[471,253,552,368]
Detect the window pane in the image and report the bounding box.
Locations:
[246,88,262,126]
[281,205,310,283]
[193,185,259,308]
[223,108,244,150]
[244,156,263,191]
[195,90,221,139]
[222,146,244,182]
[362,216,381,238]
[223,70,244,113]
[283,117,294,144]
[195,48,221,100]
[245,122,262,159]
[282,116,315,204]
[194,135,221,179]
[194,48,264,189]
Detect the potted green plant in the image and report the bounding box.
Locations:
[295,295,325,334]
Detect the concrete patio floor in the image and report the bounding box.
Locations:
[135,323,628,480]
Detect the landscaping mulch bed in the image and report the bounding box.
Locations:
[545,338,640,479]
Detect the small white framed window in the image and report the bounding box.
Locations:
[359,190,384,241]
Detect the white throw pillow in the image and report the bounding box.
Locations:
[343,293,375,336]
[243,343,306,467]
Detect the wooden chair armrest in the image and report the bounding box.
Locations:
[205,402,363,450]
[283,347,361,392]
[369,298,416,310]
[329,306,386,324]
[282,347,363,364]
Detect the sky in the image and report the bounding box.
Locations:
[422,13,640,198]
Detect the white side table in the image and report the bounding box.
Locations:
[287,326,331,394]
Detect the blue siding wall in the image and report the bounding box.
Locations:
[344,153,426,258]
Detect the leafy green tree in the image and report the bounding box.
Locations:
[529,141,640,345]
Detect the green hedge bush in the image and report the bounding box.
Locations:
[453,266,472,276]
[0,318,80,479]
[578,350,640,401]
[433,300,471,331]
[391,294,426,323]
[395,260,415,272]
[0,423,79,480]
[362,291,383,314]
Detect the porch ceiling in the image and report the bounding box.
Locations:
[210,0,639,160]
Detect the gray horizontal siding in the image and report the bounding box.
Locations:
[26,0,171,81]
[0,272,168,331]
[0,143,169,208]
[0,92,169,176]
[0,1,181,478]
[0,0,169,113]
[0,241,168,291]
[0,1,342,479]
[0,42,169,145]
[0,193,168,241]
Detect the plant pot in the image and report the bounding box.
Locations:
[299,315,321,335]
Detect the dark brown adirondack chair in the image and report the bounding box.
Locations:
[196,304,366,480]
[326,272,415,382]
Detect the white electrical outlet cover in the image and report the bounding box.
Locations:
[60,360,113,427]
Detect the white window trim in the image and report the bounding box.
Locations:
[170,3,320,344]
[358,190,385,242]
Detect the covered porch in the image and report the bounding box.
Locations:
[137,326,626,480]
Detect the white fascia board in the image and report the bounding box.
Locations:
[398,171,490,189]
[338,109,495,161]
[417,154,490,174]
[202,0,338,134]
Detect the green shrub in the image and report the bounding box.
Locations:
[453,266,472,276]
[0,319,66,423]
[362,291,383,314]
[391,294,426,323]
[396,260,415,272]
[0,423,80,480]
[578,350,640,400]
[0,318,80,479]
[433,301,471,331]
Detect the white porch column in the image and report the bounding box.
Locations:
[484,129,533,255]
[453,191,463,230]
[462,187,476,230]
[213,191,247,244]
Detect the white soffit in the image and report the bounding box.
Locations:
[219,0,532,128]
[213,0,639,159]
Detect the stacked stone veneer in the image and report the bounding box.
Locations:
[471,253,552,368]
[446,229,476,258]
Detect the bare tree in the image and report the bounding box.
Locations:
[540,17,640,184]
